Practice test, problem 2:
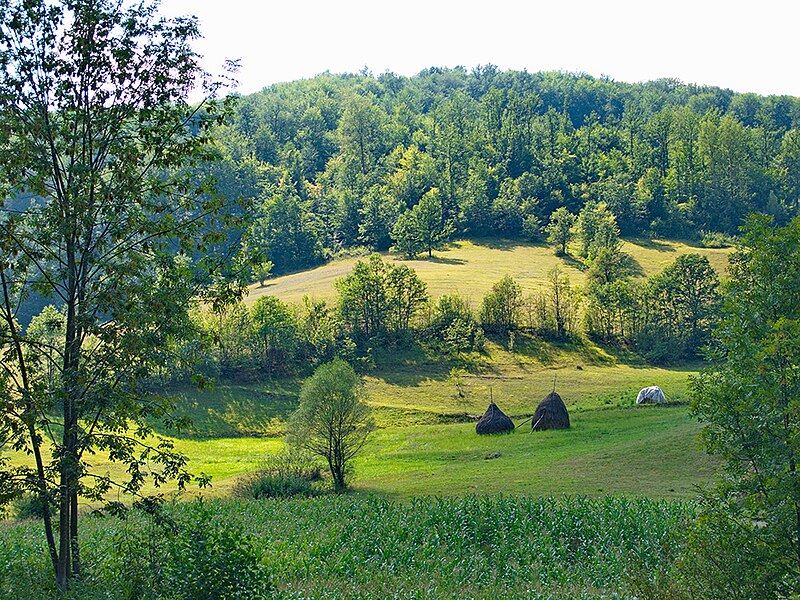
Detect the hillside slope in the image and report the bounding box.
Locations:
[247,238,731,306]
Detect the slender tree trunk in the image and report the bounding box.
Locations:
[70,489,80,577]
[58,235,82,589]
[0,270,59,571]
[56,475,70,590]
[31,423,58,572]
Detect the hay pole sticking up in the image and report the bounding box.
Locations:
[516,415,533,428]
[530,414,545,432]
[531,389,570,431]
[476,386,515,435]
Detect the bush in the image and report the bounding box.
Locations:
[73,498,271,600]
[699,230,737,248]
[163,500,272,599]
[234,449,323,500]
[674,505,787,599]
[235,472,318,500]
[424,294,484,356]
[12,494,54,520]
[636,331,687,365]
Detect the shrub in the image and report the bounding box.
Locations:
[163,500,271,599]
[673,505,787,599]
[233,448,323,500]
[699,230,737,248]
[426,294,482,355]
[235,472,317,500]
[12,494,54,520]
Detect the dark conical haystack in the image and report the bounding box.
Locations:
[531,391,570,431]
[476,402,515,435]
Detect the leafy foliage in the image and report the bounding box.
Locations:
[0,495,693,599]
[479,275,523,333]
[289,359,374,491]
[691,214,800,592]
[0,0,242,588]
[336,254,428,343]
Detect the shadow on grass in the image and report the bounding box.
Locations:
[469,237,546,252]
[370,342,456,387]
[621,251,645,277]
[418,255,467,265]
[558,253,588,271]
[155,380,301,440]
[627,237,677,252]
[491,331,561,365]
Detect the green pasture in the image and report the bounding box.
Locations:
[7,405,713,502]
[4,339,717,502]
[355,404,715,499]
[364,337,698,420]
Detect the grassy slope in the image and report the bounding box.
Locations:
[364,338,698,420]
[355,405,714,499]
[247,237,731,306]
[3,239,728,504]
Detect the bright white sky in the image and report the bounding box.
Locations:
[159,0,800,98]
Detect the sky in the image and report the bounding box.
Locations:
[159,0,800,98]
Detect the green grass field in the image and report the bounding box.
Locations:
[354,404,714,499]
[3,238,725,505]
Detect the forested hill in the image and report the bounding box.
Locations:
[210,67,800,274]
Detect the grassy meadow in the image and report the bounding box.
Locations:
[247,237,731,306]
[3,238,727,502]
[1,238,728,598]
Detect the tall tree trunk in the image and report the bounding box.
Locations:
[70,489,80,577]
[0,270,59,572]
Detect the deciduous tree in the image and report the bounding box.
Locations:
[546,207,576,256]
[479,275,523,333]
[0,0,240,589]
[691,215,800,592]
[289,359,374,491]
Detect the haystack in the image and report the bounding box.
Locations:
[636,386,666,404]
[476,402,515,435]
[531,391,570,431]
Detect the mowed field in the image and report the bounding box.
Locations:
[247,237,732,306]
[4,239,728,505]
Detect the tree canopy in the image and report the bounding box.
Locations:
[288,358,374,491]
[0,0,241,589]
[205,67,800,276]
[692,214,800,594]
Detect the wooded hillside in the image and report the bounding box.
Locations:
[210,68,800,273]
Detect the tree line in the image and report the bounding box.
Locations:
[207,67,800,275]
[173,246,719,382]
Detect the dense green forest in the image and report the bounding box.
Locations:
[212,67,800,274]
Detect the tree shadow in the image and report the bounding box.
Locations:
[627,237,676,252]
[420,255,467,265]
[370,342,455,387]
[620,252,645,278]
[469,237,545,252]
[154,379,301,440]
[558,253,587,271]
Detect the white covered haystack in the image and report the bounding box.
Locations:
[636,386,666,404]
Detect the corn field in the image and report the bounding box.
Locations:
[0,495,691,599]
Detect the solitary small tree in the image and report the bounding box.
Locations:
[289,359,374,491]
[546,207,576,256]
[391,187,453,258]
[479,275,523,333]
